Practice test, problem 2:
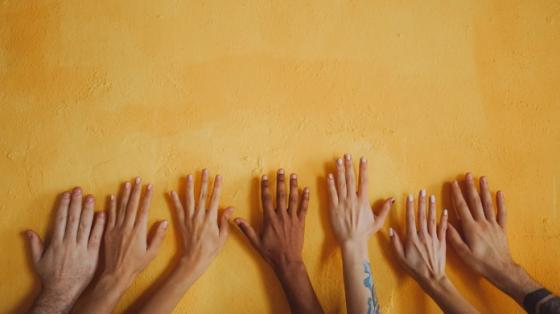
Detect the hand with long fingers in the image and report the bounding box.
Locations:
[447,173,548,308]
[136,169,233,314]
[389,190,478,314]
[73,177,167,314]
[326,154,393,314]
[235,169,323,314]
[26,188,105,314]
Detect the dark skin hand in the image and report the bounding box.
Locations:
[235,169,324,314]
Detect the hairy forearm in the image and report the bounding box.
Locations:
[341,241,379,314]
[421,277,478,314]
[136,259,204,314]
[29,288,77,314]
[72,273,133,314]
[487,263,542,306]
[273,260,324,314]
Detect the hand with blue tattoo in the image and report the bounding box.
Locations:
[389,189,478,313]
[327,154,393,314]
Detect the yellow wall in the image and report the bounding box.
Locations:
[1,1,559,313]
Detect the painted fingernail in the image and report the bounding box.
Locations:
[345,154,351,160]
[278,168,284,174]
[360,157,366,163]
[337,158,343,165]
[291,174,297,179]
[407,194,413,202]
[420,189,426,197]
[262,175,268,181]
[443,209,448,216]
[110,194,115,201]
[161,220,168,229]
[430,195,436,203]
[135,177,141,184]
[389,228,394,237]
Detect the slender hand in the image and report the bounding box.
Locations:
[447,173,560,313]
[26,188,105,314]
[235,169,323,314]
[326,154,392,314]
[137,169,233,314]
[73,177,167,314]
[389,190,478,313]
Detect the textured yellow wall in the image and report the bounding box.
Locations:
[1,1,560,313]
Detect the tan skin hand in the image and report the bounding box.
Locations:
[103,177,168,280]
[170,169,233,275]
[26,187,105,314]
[235,169,309,269]
[327,155,392,246]
[447,173,513,280]
[390,191,448,284]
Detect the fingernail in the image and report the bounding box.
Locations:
[328,173,333,179]
[420,189,426,197]
[345,154,351,160]
[110,194,115,201]
[73,187,82,195]
[407,194,413,202]
[98,212,106,219]
[187,174,193,181]
[147,184,153,190]
[62,192,70,199]
[429,195,435,203]
[291,174,297,179]
[278,169,284,174]
[216,175,222,180]
[125,182,131,188]
[25,230,34,239]
[337,158,343,165]
[262,175,268,181]
[86,195,94,203]
[202,168,208,174]
[389,228,394,237]
[391,198,395,204]
[161,221,168,229]
[443,209,448,216]
[360,157,366,163]
[135,177,141,184]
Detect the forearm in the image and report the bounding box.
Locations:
[273,260,324,314]
[487,263,542,306]
[72,273,133,314]
[341,241,379,314]
[421,276,478,314]
[29,288,78,314]
[136,259,203,314]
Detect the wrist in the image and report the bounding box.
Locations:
[488,262,542,305]
[341,239,369,262]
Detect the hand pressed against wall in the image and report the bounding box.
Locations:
[235,169,323,314]
[169,169,233,281]
[74,177,167,314]
[26,188,105,314]
[389,190,478,313]
[134,169,234,314]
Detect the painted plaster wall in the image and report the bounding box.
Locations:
[1,1,559,313]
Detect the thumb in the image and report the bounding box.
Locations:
[389,227,406,263]
[146,220,168,260]
[25,230,44,265]
[234,218,260,252]
[447,224,472,259]
[372,198,394,231]
[218,207,234,244]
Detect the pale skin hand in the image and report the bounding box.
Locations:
[26,187,105,314]
[389,190,478,314]
[447,173,543,306]
[236,169,323,314]
[73,177,167,314]
[137,169,233,314]
[327,154,392,314]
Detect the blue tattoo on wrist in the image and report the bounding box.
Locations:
[363,262,380,314]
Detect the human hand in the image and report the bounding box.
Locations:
[26,187,105,314]
[235,170,323,314]
[389,190,448,286]
[170,169,233,279]
[103,177,167,282]
[235,169,309,271]
[447,173,540,304]
[327,154,393,248]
